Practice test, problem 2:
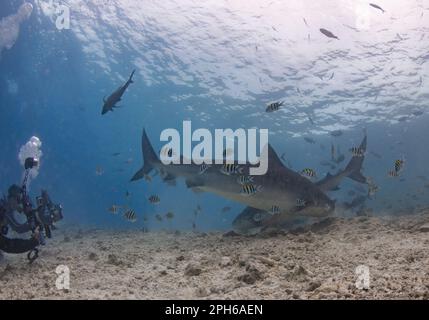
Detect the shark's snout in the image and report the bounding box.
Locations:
[326,201,335,213]
[322,199,336,216]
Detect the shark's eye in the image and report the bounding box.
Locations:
[253,213,263,222]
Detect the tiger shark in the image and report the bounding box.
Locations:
[233,134,368,234]
[131,129,367,233]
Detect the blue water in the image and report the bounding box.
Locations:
[1,0,428,231]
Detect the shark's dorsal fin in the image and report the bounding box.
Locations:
[266,144,285,171]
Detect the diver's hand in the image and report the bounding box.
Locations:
[31,228,39,240]
[31,228,42,245]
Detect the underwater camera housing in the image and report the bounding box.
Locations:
[35,190,63,238]
[24,157,39,170]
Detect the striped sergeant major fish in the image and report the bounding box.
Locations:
[124,209,137,222]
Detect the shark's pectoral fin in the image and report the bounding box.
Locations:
[165,179,176,186]
[190,187,204,194]
[185,177,204,189]
[163,173,176,186]
[330,186,341,191]
[163,173,175,181]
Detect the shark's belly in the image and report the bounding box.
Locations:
[200,184,297,213]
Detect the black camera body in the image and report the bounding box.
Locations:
[24,157,39,170]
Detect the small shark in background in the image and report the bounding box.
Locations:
[319,28,339,40]
[131,129,336,222]
[101,70,135,115]
[233,133,368,235]
[369,3,385,13]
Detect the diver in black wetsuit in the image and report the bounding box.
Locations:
[0,184,41,254]
[0,157,63,262]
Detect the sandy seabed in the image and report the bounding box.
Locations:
[0,210,428,300]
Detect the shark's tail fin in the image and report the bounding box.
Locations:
[130,129,159,181]
[128,70,135,84]
[345,133,367,184]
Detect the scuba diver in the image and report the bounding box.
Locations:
[0,157,63,263]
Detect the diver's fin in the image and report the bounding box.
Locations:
[345,134,367,184]
[131,129,160,182]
